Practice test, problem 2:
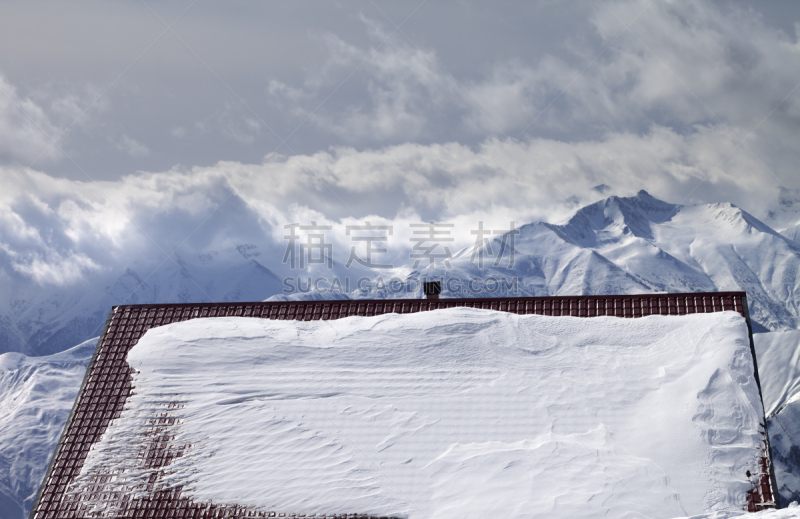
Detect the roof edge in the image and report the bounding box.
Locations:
[111,291,748,311]
[28,307,118,519]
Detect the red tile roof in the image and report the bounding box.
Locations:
[29,292,762,519]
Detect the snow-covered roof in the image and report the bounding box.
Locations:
[30,293,774,519]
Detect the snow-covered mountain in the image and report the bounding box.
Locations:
[755,330,800,507]
[0,338,95,517]
[529,191,800,331]
[2,190,799,357]
[343,190,800,332]
[0,245,284,356]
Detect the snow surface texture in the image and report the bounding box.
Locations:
[3,191,800,357]
[73,309,768,519]
[675,505,800,518]
[755,331,800,507]
[0,338,95,519]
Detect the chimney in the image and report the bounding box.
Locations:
[423,281,441,300]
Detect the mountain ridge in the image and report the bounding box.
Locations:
[1,191,798,356]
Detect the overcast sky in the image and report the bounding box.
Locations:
[1,0,800,287]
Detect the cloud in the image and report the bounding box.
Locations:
[0,75,62,164]
[267,1,800,174]
[586,1,800,133]
[6,248,100,286]
[191,105,263,145]
[0,118,793,287]
[268,27,454,143]
[116,135,150,157]
[0,70,112,169]
[0,186,104,286]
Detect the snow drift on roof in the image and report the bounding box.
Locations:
[75,308,764,518]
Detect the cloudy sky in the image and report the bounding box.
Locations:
[1,0,799,287]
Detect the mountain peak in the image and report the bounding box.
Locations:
[558,191,679,246]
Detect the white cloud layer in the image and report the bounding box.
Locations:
[116,135,149,157]
[268,1,800,157]
[0,127,795,288]
[0,76,61,164]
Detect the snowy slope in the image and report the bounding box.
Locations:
[0,246,284,356]
[755,331,800,507]
[0,338,95,519]
[72,310,766,518]
[782,222,800,244]
[677,507,800,518]
[563,193,800,331]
